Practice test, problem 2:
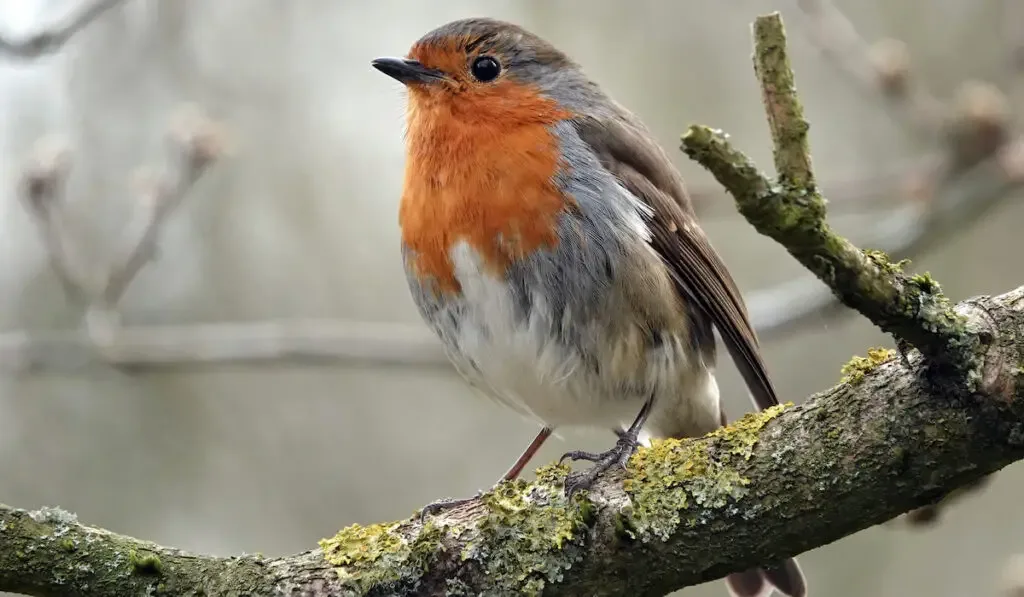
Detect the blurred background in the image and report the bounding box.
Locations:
[0,1,1022,596]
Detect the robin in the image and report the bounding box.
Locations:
[372,17,807,597]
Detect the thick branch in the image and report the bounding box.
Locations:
[2,286,1024,597]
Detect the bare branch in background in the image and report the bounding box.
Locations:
[18,105,222,348]
[85,106,224,343]
[0,318,446,373]
[18,138,86,303]
[101,106,223,311]
[0,0,128,59]
[794,0,946,136]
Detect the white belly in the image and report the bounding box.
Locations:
[441,241,721,437]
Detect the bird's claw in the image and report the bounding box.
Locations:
[559,432,640,497]
[418,492,482,521]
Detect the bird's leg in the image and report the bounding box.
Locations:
[559,396,654,496]
[419,426,553,520]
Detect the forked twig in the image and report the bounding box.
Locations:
[19,106,223,346]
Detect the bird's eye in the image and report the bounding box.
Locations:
[470,55,501,82]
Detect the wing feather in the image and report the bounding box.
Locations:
[573,113,779,410]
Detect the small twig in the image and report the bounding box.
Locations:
[734,6,1021,339]
[0,0,128,59]
[750,141,1023,339]
[18,106,221,348]
[752,16,815,189]
[100,107,223,312]
[17,138,89,302]
[682,13,971,369]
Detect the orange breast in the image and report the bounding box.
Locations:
[399,83,575,295]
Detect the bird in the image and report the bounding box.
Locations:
[371,17,807,597]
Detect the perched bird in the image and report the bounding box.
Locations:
[372,17,806,597]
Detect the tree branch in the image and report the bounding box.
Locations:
[3,283,1024,597]
[684,13,976,374]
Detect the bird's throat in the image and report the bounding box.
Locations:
[399,115,576,295]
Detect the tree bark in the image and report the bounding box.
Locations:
[1,285,1023,596]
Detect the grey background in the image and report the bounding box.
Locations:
[0,1,1022,596]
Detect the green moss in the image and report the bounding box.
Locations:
[840,348,897,385]
[128,549,163,575]
[622,404,790,540]
[909,272,939,293]
[862,249,910,275]
[612,513,635,542]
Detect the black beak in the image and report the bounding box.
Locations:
[371,57,447,85]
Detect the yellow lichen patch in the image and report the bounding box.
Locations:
[318,468,592,595]
[534,462,572,486]
[622,404,790,541]
[319,520,443,593]
[464,477,590,593]
[840,347,897,385]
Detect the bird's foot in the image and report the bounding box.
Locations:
[559,430,641,497]
[417,491,483,522]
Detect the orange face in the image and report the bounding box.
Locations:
[373,35,576,295]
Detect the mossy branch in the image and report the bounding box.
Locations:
[682,13,976,376]
[3,285,1024,597]
[752,14,815,189]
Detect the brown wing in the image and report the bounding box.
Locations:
[573,113,779,410]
